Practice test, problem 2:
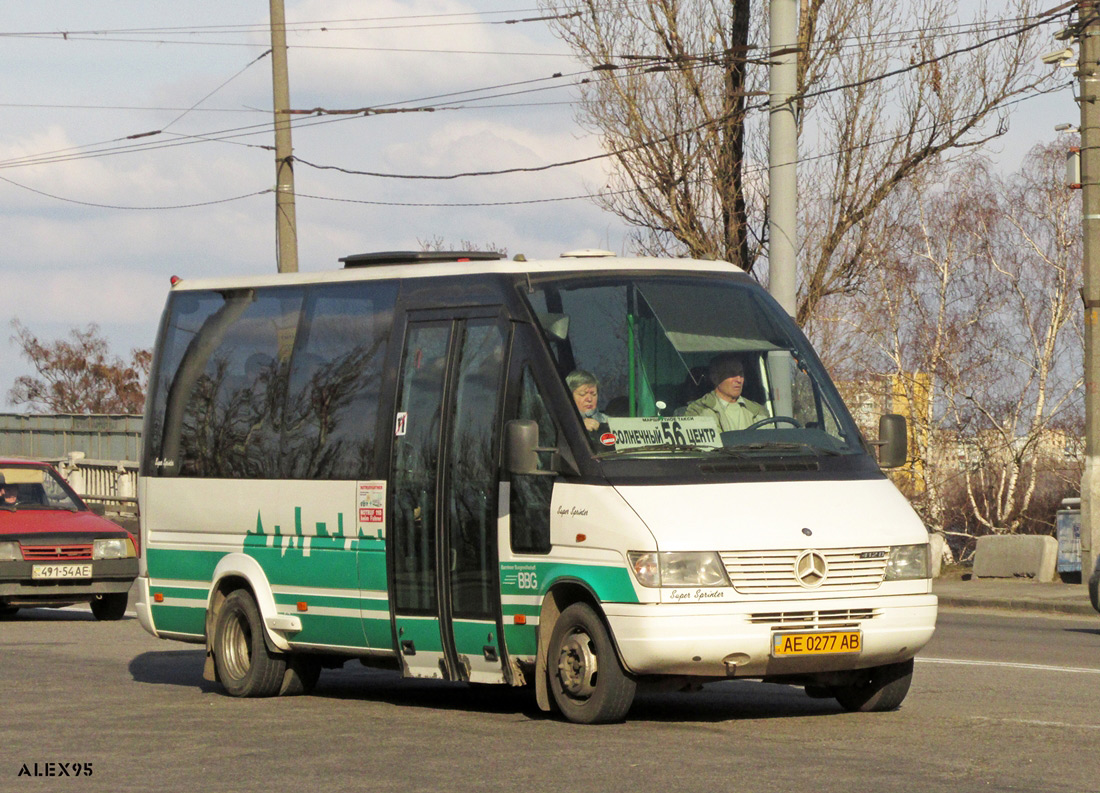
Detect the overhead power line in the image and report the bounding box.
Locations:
[0,174,270,210]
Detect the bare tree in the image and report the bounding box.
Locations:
[540,0,1056,324]
[824,140,1082,547]
[8,320,151,414]
[540,0,757,269]
[795,0,1052,326]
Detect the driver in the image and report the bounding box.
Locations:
[0,474,17,508]
[684,353,768,431]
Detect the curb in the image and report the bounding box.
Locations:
[935,594,1097,618]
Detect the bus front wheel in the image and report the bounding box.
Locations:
[832,658,914,712]
[213,589,287,697]
[547,602,636,724]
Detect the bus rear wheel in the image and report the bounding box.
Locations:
[91,592,128,621]
[213,590,287,697]
[547,602,636,724]
[832,658,914,712]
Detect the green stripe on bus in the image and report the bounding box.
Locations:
[503,624,537,657]
[147,548,223,581]
[291,614,367,648]
[273,592,360,610]
[394,617,444,653]
[499,561,639,603]
[364,617,393,649]
[451,618,498,655]
[151,604,205,636]
[154,585,208,601]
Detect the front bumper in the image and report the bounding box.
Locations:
[0,558,138,605]
[604,592,938,678]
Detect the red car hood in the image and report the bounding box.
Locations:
[0,509,133,539]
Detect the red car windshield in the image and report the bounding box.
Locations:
[0,465,82,511]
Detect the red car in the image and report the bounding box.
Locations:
[0,459,138,620]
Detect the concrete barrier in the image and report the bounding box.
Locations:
[973,534,1058,581]
[929,532,946,578]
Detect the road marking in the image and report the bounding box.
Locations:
[971,716,1100,731]
[919,656,1100,675]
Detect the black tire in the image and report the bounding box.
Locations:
[547,602,636,724]
[212,590,287,697]
[91,592,128,621]
[0,604,19,618]
[280,655,322,696]
[833,658,914,712]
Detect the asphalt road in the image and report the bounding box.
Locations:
[0,607,1097,793]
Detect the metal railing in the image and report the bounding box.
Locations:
[45,452,139,516]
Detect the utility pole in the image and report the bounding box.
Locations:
[1079,1,1100,584]
[768,0,798,417]
[768,0,798,319]
[270,0,299,273]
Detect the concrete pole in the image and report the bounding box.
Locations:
[768,0,799,417]
[768,0,798,319]
[270,0,299,274]
[1079,1,1100,584]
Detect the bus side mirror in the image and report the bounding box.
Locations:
[505,420,577,477]
[876,413,907,469]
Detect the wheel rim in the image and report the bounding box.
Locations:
[221,609,252,680]
[555,627,598,700]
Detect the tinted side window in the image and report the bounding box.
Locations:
[149,281,397,479]
[282,282,397,479]
[177,288,302,478]
[509,366,556,555]
[144,290,227,473]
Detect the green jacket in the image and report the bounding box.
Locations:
[684,391,768,432]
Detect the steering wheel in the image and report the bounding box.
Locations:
[744,416,802,431]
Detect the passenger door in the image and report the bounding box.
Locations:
[388,310,509,682]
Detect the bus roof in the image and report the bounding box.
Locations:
[166,253,745,292]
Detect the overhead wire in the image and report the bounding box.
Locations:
[290,79,1075,209]
[0,173,270,210]
[0,4,1076,207]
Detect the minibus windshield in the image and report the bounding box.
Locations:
[526,275,864,459]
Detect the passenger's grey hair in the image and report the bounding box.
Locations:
[566,369,599,392]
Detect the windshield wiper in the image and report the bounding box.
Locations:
[725,441,841,456]
[602,444,717,455]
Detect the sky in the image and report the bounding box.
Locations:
[0,0,1079,411]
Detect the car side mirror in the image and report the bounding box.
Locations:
[87,502,107,516]
[505,420,577,477]
[876,413,908,469]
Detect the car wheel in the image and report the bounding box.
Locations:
[547,602,636,724]
[212,590,287,697]
[833,658,914,712]
[91,592,128,621]
[0,604,19,618]
[280,655,322,696]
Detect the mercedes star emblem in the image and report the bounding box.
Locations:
[794,550,828,587]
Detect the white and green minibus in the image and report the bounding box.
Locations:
[136,250,937,723]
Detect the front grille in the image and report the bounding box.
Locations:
[21,544,93,561]
[747,608,879,628]
[721,547,888,594]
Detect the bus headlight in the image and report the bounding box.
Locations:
[628,551,731,588]
[884,544,931,581]
[93,538,136,560]
[0,541,18,561]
